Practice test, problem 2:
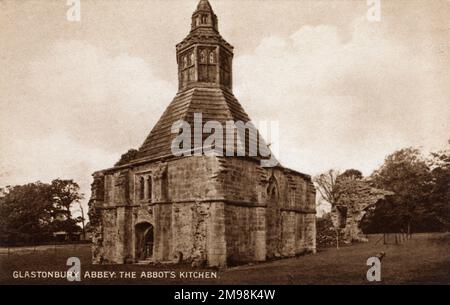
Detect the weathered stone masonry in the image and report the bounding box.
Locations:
[88,0,316,267]
[89,156,316,266]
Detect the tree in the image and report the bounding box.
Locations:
[316,213,345,248]
[48,179,84,237]
[370,148,433,235]
[75,201,87,239]
[51,179,83,213]
[314,169,342,248]
[116,149,138,166]
[0,182,53,245]
[425,147,450,231]
[338,169,363,181]
[0,179,84,245]
[313,169,341,207]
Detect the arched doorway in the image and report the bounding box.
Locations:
[135,222,154,261]
[266,177,281,259]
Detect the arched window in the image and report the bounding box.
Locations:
[139,177,145,200]
[147,176,152,202]
[201,14,208,24]
[267,177,279,204]
[200,49,206,63]
[209,51,215,64]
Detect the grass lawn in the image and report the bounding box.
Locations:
[0,233,448,285]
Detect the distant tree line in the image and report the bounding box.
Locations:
[316,144,450,237]
[0,179,84,246]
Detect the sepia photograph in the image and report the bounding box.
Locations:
[0,0,449,295]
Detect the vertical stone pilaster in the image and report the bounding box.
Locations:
[254,207,266,261]
[305,213,317,254]
[113,170,130,263]
[154,204,172,261]
[295,213,305,254]
[163,204,172,260]
[207,202,226,267]
[116,206,126,263]
[153,204,163,261]
[280,211,296,257]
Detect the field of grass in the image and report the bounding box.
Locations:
[0,233,448,285]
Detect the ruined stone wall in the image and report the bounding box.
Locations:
[333,179,394,243]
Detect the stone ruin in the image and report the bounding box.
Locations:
[331,179,393,243]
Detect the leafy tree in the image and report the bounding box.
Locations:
[116,149,138,166]
[0,179,84,246]
[316,213,345,248]
[425,147,450,231]
[0,182,53,245]
[338,169,363,181]
[370,148,433,234]
[51,179,83,216]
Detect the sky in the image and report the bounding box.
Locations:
[1,0,449,217]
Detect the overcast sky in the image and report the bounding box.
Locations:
[1,0,449,216]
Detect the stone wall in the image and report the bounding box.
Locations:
[89,155,316,266]
[219,157,317,263]
[224,205,259,264]
[90,156,226,266]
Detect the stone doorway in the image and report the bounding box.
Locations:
[266,178,281,259]
[135,222,154,261]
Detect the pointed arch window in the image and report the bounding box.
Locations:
[179,48,195,88]
[139,177,145,200]
[267,177,279,205]
[198,48,217,83]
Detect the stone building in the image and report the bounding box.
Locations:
[88,0,316,267]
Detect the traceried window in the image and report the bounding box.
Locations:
[198,48,217,83]
[209,51,215,64]
[200,49,206,64]
[179,48,195,88]
[139,177,145,200]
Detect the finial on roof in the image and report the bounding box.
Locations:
[191,0,218,32]
[196,0,213,12]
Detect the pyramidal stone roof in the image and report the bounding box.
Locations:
[135,87,256,161]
